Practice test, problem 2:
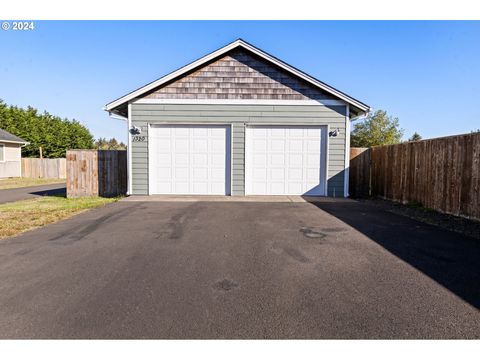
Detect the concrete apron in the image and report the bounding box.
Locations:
[121,195,355,203]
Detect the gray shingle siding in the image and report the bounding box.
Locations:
[130,103,347,197]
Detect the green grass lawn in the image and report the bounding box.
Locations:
[0,195,119,240]
[0,177,65,190]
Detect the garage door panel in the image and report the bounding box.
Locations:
[174,127,189,136]
[211,168,225,180]
[270,182,285,194]
[175,182,189,193]
[175,139,189,151]
[175,167,189,179]
[253,139,267,151]
[289,154,303,166]
[192,127,208,136]
[150,125,230,195]
[306,168,320,181]
[210,182,225,194]
[252,182,267,194]
[157,140,172,151]
[156,154,171,165]
[271,128,286,137]
[253,154,267,166]
[271,168,285,181]
[271,139,285,151]
[193,139,208,151]
[288,182,303,194]
[252,128,267,137]
[307,140,320,151]
[246,126,326,196]
[289,140,303,151]
[288,128,304,137]
[270,154,285,166]
[174,153,189,166]
[307,154,320,166]
[288,168,302,180]
[211,139,225,152]
[193,168,208,179]
[156,182,172,193]
[157,168,172,179]
[211,154,224,167]
[193,153,208,165]
[252,168,266,181]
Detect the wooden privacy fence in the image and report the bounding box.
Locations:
[349,132,480,220]
[66,150,127,198]
[349,147,371,197]
[21,158,66,179]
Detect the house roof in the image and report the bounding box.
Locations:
[104,39,370,117]
[0,128,29,144]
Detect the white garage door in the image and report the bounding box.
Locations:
[245,126,327,196]
[149,125,230,195]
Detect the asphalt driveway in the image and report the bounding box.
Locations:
[0,199,478,339]
[0,183,66,204]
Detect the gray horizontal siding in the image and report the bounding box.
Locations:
[131,103,347,197]
[231,122,245,195]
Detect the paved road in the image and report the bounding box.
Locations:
[0,199,478,339]
[0,183,66,204]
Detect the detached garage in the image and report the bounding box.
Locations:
[105,39,370,197]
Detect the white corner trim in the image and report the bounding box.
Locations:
[147,122,152,196]
[132,98,347,106]
[127,102,133,195]
[344,105,350,198]
[104,39,370,113]
[229,124,233,196]
[325,123,330,197]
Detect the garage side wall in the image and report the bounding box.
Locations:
[130,103,347,196]
[0,142,22,178]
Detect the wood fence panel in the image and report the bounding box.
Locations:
[349,132,480,220]
[349,147,370,198]
[21,158,66,179]
[66,150,127,198]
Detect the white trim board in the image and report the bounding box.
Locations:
[0,140,29,145]
[127,102,133,195]
[344,105,351,198]
[105,39,370,114]
[132,98,347,107]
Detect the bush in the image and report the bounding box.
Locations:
[0,100,94,158]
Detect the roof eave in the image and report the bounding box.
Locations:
[0,139,29,145]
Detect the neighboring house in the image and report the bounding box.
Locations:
[0,129,29,178]
[105,39,370,197]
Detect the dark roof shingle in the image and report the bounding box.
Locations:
[0,128,28,143]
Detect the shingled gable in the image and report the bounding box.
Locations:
[104,39,370,117]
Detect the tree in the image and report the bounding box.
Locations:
[95,137,126,150]
[350,109,404,147]
[408,132,422,142]
[0,100,95,157]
